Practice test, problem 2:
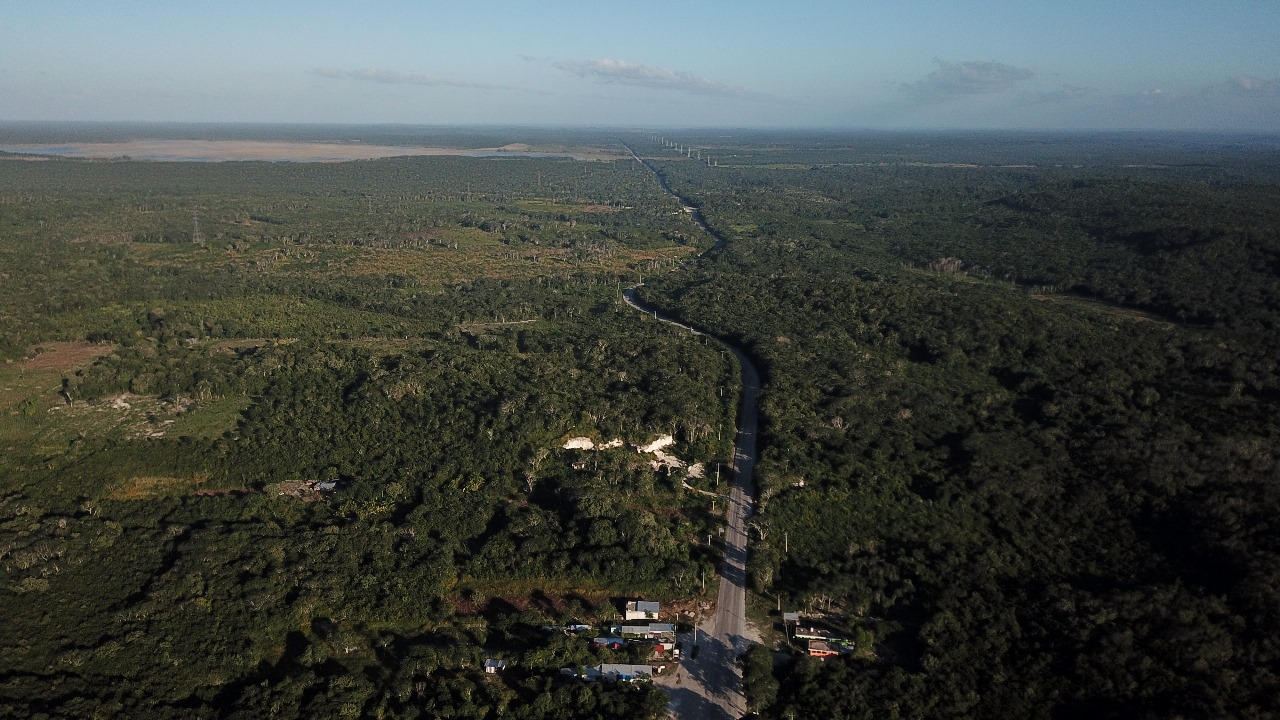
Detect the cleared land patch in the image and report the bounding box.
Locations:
[108,474,213,501]
[165,395,253,439]
[1,342,112,420]
[19,342,113,372]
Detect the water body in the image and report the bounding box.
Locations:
[0,143,584,163]
[464,151,578,159]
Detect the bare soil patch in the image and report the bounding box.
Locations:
[21,342,112,372]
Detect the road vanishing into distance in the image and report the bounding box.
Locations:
[620,141,760,720]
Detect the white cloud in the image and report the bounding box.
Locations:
[1112,84,1213,107]
[1022,83,1094,105]
[905,59,1035,97]
[1229,75,1280,97]
[309,68,503,91]
[554,58,757,98]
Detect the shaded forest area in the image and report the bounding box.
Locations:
[637,132,1280,718]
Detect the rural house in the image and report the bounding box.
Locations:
[598,663,656,682]
[624,600,660,621]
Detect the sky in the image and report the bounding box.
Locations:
[3,0,1279,131]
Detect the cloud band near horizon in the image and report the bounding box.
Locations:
[905,59,1036,97]
[554,58,758,98]
[310,68,503,91]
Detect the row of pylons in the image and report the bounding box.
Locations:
[652,134,718,167]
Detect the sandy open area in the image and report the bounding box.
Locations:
[20,341,113,372]
[0,140,614,162]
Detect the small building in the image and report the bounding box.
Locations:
[484,658,507,674]
[617,622,676,640]
[592,637,627,649]
[652,641,676,655]
[620,625,648,638]
[598,663,655,682]
[808,640,841,658]
[794,626,836,641]
[624,600,660,621]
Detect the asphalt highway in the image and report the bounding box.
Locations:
[623,288,760,720]
[618,139,761,719]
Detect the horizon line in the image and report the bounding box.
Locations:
[2,119,1280,137]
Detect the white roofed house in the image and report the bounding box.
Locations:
[624,600,660,621]
[794,626,837,641]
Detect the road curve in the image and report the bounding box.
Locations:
[618,140,760,720]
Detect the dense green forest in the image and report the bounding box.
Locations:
[636,132,1280,718]
[0,144,732,718]
[3,128,1279,718]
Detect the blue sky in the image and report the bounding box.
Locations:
[3,0,1278,130]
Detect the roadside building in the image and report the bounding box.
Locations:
[624,600,660,621]
[808,640,841,658]
[598,663,655,682]
[794,626,837,641]
[645,622,676,636]
[618,622,676,640]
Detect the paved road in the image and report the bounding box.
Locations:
[618,140,761,719]
[623,290,760,720]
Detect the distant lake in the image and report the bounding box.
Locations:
[0,140,598,162]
